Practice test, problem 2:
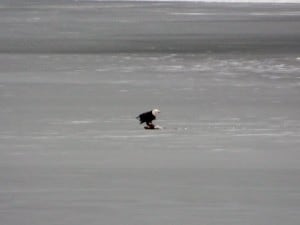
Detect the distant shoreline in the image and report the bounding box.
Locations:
[82,0,300,3]
[1,1,299,54]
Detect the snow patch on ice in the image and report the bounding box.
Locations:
[69,120,95,125]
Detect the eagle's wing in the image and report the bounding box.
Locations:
[137,110,155,124]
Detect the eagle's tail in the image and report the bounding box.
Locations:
[136,115,142,124]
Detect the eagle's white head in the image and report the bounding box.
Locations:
[152,109,160,117]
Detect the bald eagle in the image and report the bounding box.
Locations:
[136,109,160,129]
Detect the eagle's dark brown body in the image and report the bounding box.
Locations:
[136,109,160,129]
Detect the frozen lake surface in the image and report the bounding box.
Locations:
[1,1,300,225]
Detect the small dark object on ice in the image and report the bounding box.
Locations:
[144,124,162,130]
